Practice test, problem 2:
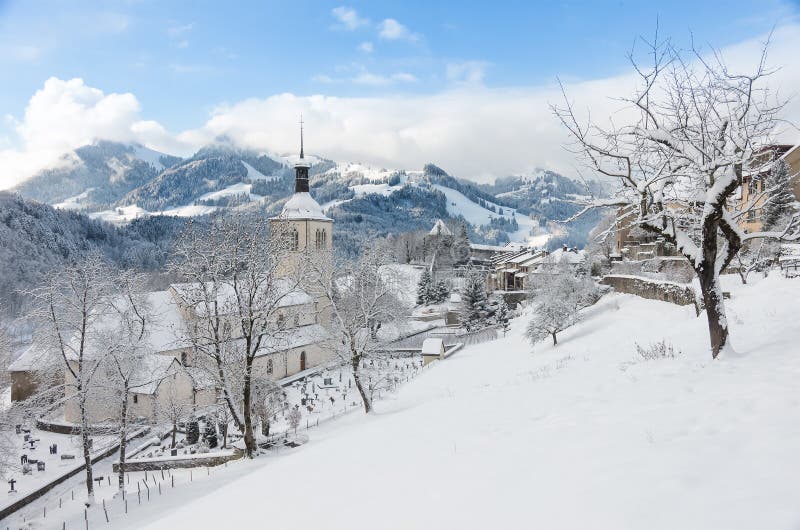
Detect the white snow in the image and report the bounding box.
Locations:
[53,188,94,211]
[431,184,547,247]
[131,144,168,170]
[89,205,151,225]
[242,161,279,182]
[276,192,330,221]
[60,272,798,530]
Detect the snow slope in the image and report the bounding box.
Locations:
[70,272,799,530]
[432,184,548,247]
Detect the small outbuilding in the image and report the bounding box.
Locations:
[420,338,446,366]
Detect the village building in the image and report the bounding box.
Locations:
[8,129,336,425]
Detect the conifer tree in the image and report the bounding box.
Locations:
[762,160,795,230]
[416,270,433,305]
[459,271,490,331]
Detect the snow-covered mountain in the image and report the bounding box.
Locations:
[14,141,182,210]
[10,141,605,249]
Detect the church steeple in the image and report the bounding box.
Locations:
[294,115,310,193]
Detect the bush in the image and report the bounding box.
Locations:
[635,340,681,360]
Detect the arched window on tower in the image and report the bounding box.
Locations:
[291,227,299,251]
[323,229,327,249]
[315,229,321,249]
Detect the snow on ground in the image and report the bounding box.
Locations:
[75,272,796,530]
[53,188,94,211]
[131,145,167,171]
[432,184,547,247]
[195,181,264,202]
[89,205,151,225]
[242,161,279,182]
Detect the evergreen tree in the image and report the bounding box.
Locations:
[416,270,433,305]
[433,280,450,303]
[203,421,218,448]
[496,298,510,335]
[186,420,200,445]
[459,271,490,331]
[762,160,795,230]
[453,223,471,265]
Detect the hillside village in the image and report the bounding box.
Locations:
[1,4,800,529]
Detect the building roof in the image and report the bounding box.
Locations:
[421,338,445,355]
[274,192,331,221]
[170,278,313,317]
[469,243,506,252]
[255,324,330,357]
[429,219,453,236]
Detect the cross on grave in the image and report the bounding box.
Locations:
[36,461,45,472]
[8,478,16,493]
[49,444,58,454]
[15,425,21,435]
[28,440,36,450]
[20,454,27,465]
[94,477,104,487]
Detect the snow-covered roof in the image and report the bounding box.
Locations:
[469,243,505,252]
[7,345,49,372]
[255,324,330,357]
[548,247,586,265]
[421,338,445,356]
[429,219,452,236]
[274,192,331,221]
[170,279,313,317]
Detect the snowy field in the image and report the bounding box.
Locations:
[9,272,795,529]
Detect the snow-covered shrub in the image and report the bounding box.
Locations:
[635,340,681,360]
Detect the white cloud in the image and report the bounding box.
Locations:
[331,6,369,31]
[378,18,418,41]
[352,71,418,86]
[358,41,374,53]
[446,61,489,84]
[2,25,799,190]
[0,77,189,189]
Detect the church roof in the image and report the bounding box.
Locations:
[275,192,331,221]
[429,219,452,236]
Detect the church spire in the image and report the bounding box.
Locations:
[299,114,304,159]
[294,115,310,193]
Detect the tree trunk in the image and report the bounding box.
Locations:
[80,396,94,505]
[551,332,558,346]
[171,421,177,448]
[117,393,129,492]
[352,356,372,414]
[697,263,729,359]
[242,358,255,458]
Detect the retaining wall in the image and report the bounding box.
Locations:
[601,274,699,314]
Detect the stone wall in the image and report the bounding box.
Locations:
[601,275,699,314]
[112,450,241,472]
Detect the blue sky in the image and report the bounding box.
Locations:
[1,0,799,185]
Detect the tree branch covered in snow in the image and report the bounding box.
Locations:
[552,29,794,357]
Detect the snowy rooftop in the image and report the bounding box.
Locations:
[170,279,313,317]
[421,338,445,356]
[429,219,452,236]
[274,192,331,221]
[254,324,330,356]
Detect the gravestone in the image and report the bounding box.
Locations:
[37,461,45,472]
[8,478,16,493]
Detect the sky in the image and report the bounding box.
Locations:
[1,0,799,188]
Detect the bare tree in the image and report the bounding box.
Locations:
[170,215,301,457]
[526,261,599,346]
[553,31,800,357]
[310,242,408,413]
[28,253,114,504]
[156,375,194,449]
[100,270,161,492]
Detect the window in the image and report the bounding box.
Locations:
[267,358,273,375]
[293,313,300,327]
[133,394,138,404]
[291,228,299,251]
[181,351,190,366]
[277,313,285,329]
[315,228,327,249]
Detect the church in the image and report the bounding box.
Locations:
[8,129,338,425]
